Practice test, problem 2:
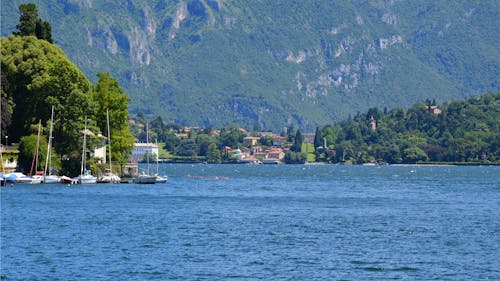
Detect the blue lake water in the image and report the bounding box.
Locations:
[1,164,499,280]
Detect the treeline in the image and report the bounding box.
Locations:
[133,93,499,164]
[314,93,499,164]
[1,4,134,176]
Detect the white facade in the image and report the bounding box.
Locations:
[131,143,159,162]
[94,146,106,163]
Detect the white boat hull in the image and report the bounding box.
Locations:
[74,174,97,184]
[134,175,157,184]
[155,175,168,183]
[43,175,60,184]
[97,174,121,183]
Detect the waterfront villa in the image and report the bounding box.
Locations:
[130,142,159,162]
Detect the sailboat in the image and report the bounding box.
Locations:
[27,120,44,184]
[43,106,60,184]
[134,122,157,184]
[154,139,168,184]
[97,109,120,183]
[74,116,97,184]
[0,97,5,186]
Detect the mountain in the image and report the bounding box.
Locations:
[1,0,498,131]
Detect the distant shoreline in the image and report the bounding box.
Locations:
[150,160,498,166]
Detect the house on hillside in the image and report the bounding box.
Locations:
[426,105,442,115]
[272,136,286,147]
[243,136,260,147]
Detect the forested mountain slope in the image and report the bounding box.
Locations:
[2,0,498,130]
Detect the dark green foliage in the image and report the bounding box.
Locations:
[1,35,135,175]
[133,93,498,164]
[15,4,53,43]
[291,130,303,152]
[35,19,53,43]
[92,72,134,164]
[206,143,222,163]
[322,93,499,164]
[17,134,47,174]
[15,3,38,36]
[284,151,307,164]
[1,1,497,131]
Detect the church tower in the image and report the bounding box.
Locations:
[368,115,376,132]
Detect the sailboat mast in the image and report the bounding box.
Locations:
[30,120,42,176]
[107,109,112,173]
[0,95,3,174]
[146,122,150,174]
[156,139,159,175]
[35,120,41,172]
[44,106,54,180]
[81,116,88,176]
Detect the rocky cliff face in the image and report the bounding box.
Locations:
[1,0,498,130]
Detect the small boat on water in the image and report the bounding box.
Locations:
[155,174,168,184]
[134,172,157,184]
[75,170,97,184]
[5,172,42,184]
[97,109,121,183]
[153,139,168,184]
[133,122,157,184]
[42,107,61,184]
[60,176,78,184]
[74,117,97,184]
[97,169,121,183]
[43,175,61,184]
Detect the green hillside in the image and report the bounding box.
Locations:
[2,0,498,131]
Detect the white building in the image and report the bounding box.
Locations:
[130,143,159,162]
[94,146,106,163]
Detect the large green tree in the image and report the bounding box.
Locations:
[91,73,134,164]
[1,35,95,174]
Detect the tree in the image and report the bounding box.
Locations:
[35,19,53,43]
[0,88,14,136]
[206,143,221,163]
[16,4,38,36]
[18,134,47,174]
[15,4,53,43]
[91,73,134,164]
[314,127,322,148]
[284,151,307,164]
[402,146,429,163]
[220,125,244,148]
[291,130,303,152]
[1,35,94,175]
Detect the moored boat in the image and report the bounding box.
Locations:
[43,175,61,184]
[97,109,121,183]
[155,174,168,183]
[42,107,61,184]
[74,170,97,184]
[97,169,121,183]
[133,122,156,184]
[60,176,78,184]
[5,172,42,184]
[75,117,97,184]
[134,172,157,184]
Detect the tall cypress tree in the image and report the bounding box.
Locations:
[291,130,303,152]
[15,3,53,43]
[314,127,322,148]
[16,3,38,36]
[35,19,53,43]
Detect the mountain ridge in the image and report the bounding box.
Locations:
[1,0,498,131]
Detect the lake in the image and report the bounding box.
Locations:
[1,164,499,280]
